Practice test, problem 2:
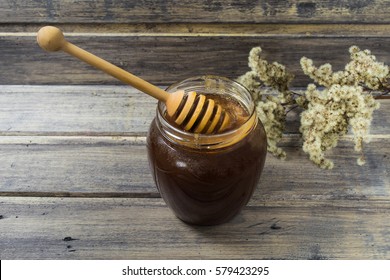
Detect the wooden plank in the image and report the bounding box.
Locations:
[1,35,390,86]
[0,140,156,195]
[252,137,390,204]
[0,34,390,86]
[0,137,388,199]
[1,86,389,135]
[2,23,390,36]
[0,86,157,135]
[0,197,389,259]
[0,0,389,23]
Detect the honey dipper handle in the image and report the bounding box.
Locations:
[37,26,170,102]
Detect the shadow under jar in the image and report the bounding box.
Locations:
[147,76,267,225]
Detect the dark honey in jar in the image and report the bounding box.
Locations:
[147,76,267,225]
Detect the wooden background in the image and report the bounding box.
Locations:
[0,0,389,259]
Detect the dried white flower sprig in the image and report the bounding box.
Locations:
[238,46,389,169]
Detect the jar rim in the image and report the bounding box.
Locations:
[157,75,257,149]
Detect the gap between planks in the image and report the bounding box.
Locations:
[0,135,147,145]
[0,191,160,198]
[0,134,390,145]
[1,23,390,38]
[0,195,389,209]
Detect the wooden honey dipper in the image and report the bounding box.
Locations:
[37,26,230,134]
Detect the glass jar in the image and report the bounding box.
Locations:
[146,76,267,225]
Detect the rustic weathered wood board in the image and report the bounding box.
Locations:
[1,35,389,85]
[1,197,389,259]
[0,86,157,135]
[0,136,388,197]
[1,0,389,260]
[1,86,389,135]
[1,0,389,23]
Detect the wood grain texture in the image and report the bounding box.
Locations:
[1,34,390,86]
[1,0,389,23]
[2,23,390,36]
[1,86,389,135]
[1,197,389,259]
[0,137,388,198]
[0,86,157,135]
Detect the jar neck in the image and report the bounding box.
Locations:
[156,108,257,150]
[155,76,257,150]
